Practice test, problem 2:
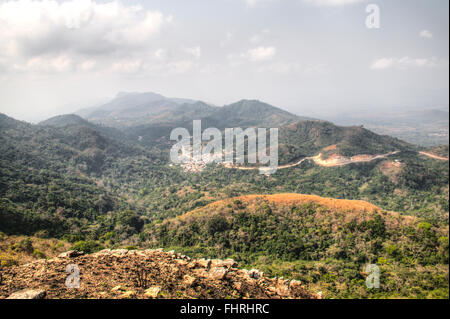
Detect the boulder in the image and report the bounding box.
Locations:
[91,249,112,257]
[208,267,228,280]
[111,285,126,292]
[196,259,212,269]
[183,275,197,286]
[248,269,263,280]
[58,251,84,258]
[144,286,161,298]
[111,249,129,257]
[7,289,46,299]
[211,259,238,269]
[290,280,302,289]
[119,291,136,299]
[276,279,290,297]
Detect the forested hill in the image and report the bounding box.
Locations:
[278,120,414,164]
[150,194,449,298]
[0,112,162,237]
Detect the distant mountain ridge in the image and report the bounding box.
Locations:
[76,92,203,127]
[40,114,95,128]
[43,91,416,160]
[76,91,313,129]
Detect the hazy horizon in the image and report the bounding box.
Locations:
[0,0,448,122]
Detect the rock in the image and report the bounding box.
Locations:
[7,289,46,299]
[111,285,126,292]
[290,280,302,289]
[119,291,136,299]
[183,275,197,286]
[144,286,161,298]
[208,267,228,280]
[276,279,290,297]
[196,259,211,269]
[91,249,112,257]
[111,249,129,257]
[211,259,238,269]
[58,251,84,258]
[176,259,189,266]
[232,281,242,291]
[248,269,263,280]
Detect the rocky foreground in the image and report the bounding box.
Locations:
[0,249,319,299]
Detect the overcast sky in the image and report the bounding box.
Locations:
[0,0,448,122]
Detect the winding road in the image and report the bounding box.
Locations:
[419,151,449,161]
[228,150,448,172]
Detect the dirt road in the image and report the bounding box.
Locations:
[229,151,400,171]
[419,151,449,161]
[226,150,448,172]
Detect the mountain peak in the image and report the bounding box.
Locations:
[39,114,92,128]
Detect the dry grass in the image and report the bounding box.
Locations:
[177,193,383,222]
[323,144,337,151]
[170,193,423,233]
[0,234,71,266]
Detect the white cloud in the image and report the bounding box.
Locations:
[0,0,169,59]
[250,29,270,44]
[184,46,202,59]
[0,0,179,76]
[79,59,97,72]
[370,58,394,70]
[246,46,277,62]
[110,58,144,74]
[227,46,277,67]
[154,49,168,60]
[20,55,74,73]
[303,0,363,6]
[370,57,446,70]
[220,32,234,47]
[419,30,433,39]
[257,61,328,75]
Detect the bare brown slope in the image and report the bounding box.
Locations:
[179,193,381,220]
[173,193,419,232]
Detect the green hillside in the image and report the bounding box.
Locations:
[150,194,449,299]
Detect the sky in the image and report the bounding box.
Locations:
[0,0,448,122]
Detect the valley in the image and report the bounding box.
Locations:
[0,92,448,299]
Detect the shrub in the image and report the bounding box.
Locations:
[207,215,230,235]
[11,238,34,254]
[32,249,46,259]
[71,240,103,254]
[0,253,18,267]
